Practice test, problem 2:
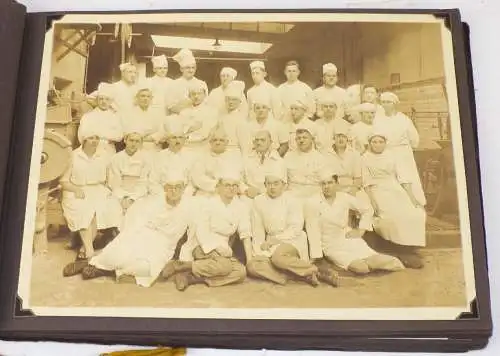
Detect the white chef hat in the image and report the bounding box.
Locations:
[119,62,136,72]
[356,102,377,113]
[96,82,114,98]
[332,126,349,137]
[166,118,187,137]
[151,54,168,68]
[252,92,271,107]
[316,91,341,106]
[289,95,308,109]
[322,62,338,74]
[264,164,287,183]
[224,80,245,98]
[380,91,399,104]
[319,167,340,182]
[250,60,266,71]
[216,166,241,183]
[79,127,101,143]
[123,124,144,138]
[162,169,188,185]
[367,129,388,141]
[173,48,196,67]
[295,123,315,137]
[187,78,207,93]
[220,67,237,79]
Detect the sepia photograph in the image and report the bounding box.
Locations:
[16,12,475,320]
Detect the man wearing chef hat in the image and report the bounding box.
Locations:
[78,82,123,161]
[169,166,251,291]
[246,60,283,121]
[241,130,286,201]
[120,81,167,156]
[246,164,319,286]
[304,167,404,276]
[148,119,197,199]
[177,79,219,160]
[349,102,377,153]
[85,62,139,114]
[314,94,352,155]
[168,48,209,114]
[286,94,319,152]
[240,91,289,157]
[313,62,348,121]
[207,67,249,116]
[82,169,194,287]
[278,60,316,122]
[190,125,245,197]
[218,80,248,159]
[147,54,175,115]
[284,125,327,200]
[107,127,153,230]
[109,62,140,114]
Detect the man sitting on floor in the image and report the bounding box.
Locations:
[162,168,253,291]
[71,171,193,288]
[246,166,337,286]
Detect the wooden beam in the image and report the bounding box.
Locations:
[56,30,88,61]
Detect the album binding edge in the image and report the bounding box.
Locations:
[0,0,27,278]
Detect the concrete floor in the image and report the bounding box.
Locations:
[29,238,467,309]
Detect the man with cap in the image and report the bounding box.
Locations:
[93,62,138,114]
[147,54,175,114]
[78,82,123,161]
[313,63,347,120]
[242,130,286,200]
[325,127,363,194]
[278,60,315,121]
[286,95,318,152]
[372,91,426,206]
[191,126,245,197]
[166,167,252,291]
[168,48,208,114]
[361,84,385,118]
[304,168,405,275]
[80,170,194,287]
[217,80,248,158]
[315,95,352,154]
[349,102,377,153]
[246,60,283,121]
[246,165,320,286]
[284,126,327,199]
[207,67,249,116]
[177,80,219,160]
[148,119,196,198]
[107,128,152,230]
[121,81,168,155]
[239,92,289,157]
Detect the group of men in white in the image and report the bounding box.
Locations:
[60,47,427,291]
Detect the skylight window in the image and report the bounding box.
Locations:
[151,35,273,54]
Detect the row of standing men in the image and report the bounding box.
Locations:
[58,48,427,289]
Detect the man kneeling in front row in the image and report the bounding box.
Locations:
[163,168,253,291]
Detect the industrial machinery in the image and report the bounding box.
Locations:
[33,129,72,255]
